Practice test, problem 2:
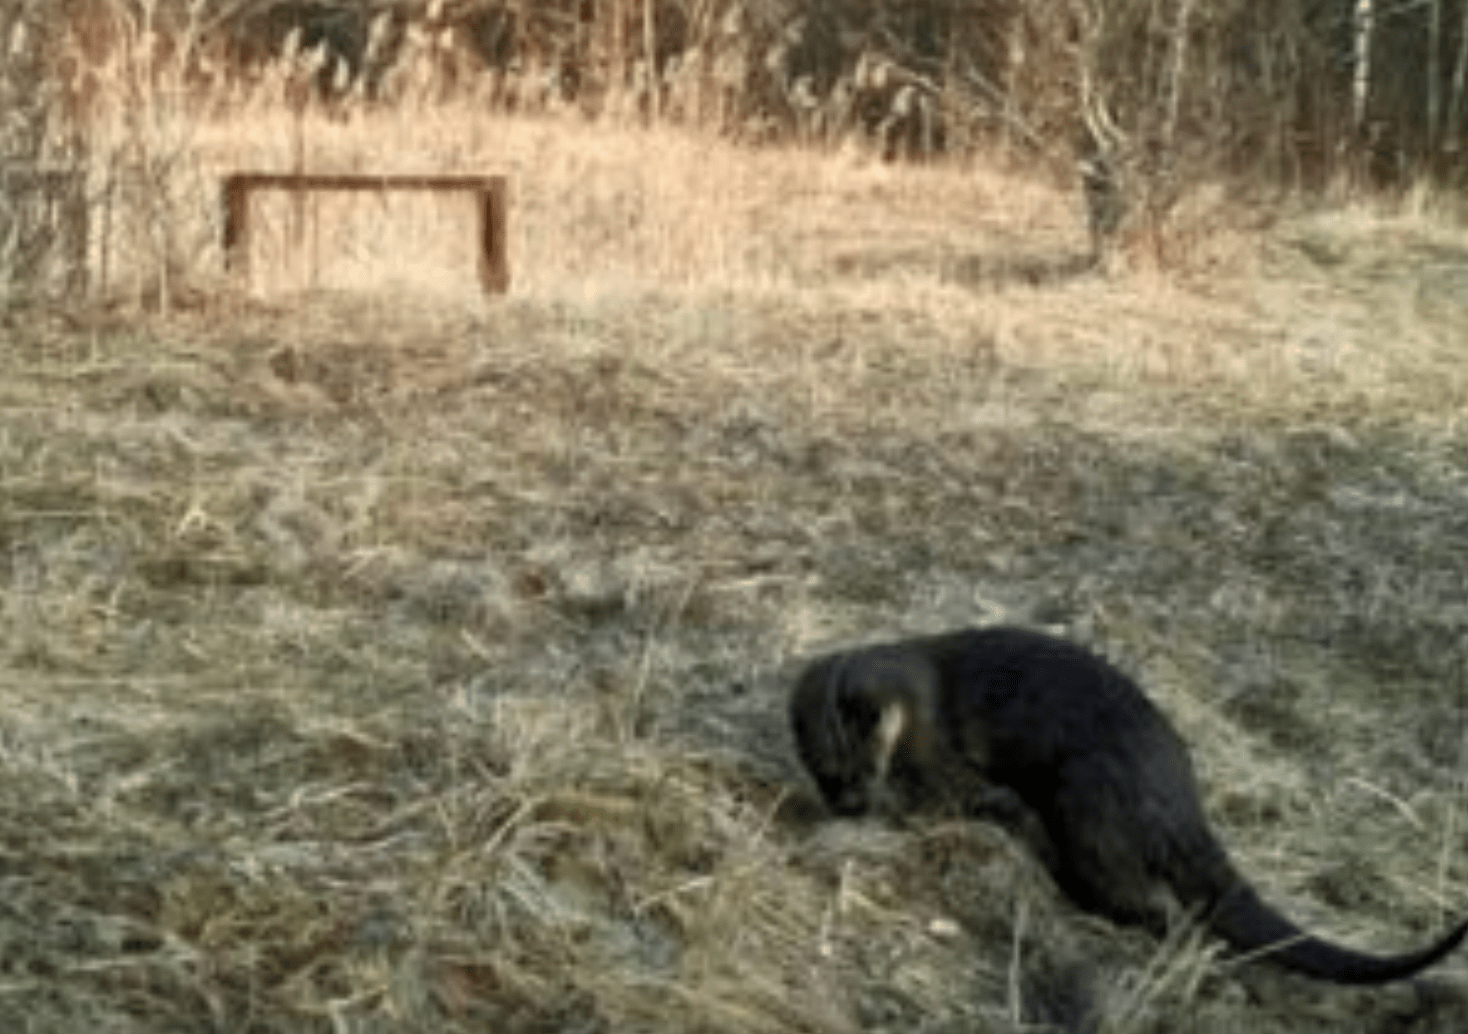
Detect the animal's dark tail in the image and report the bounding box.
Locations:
[1208,883,1468,985]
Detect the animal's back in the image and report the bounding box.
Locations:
[912,628,1226,918]
[923,629,1189,778]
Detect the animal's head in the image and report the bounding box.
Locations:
[788,646,937,817]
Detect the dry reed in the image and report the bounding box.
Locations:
[2,11,1468,1034]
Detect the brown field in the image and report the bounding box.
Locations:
[5,83,1468,1032]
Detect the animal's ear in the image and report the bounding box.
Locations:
[873,700,907,776]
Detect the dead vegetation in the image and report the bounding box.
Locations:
[3,171,1468,1031]
[9,0,1468,298]
[1,2,1468,1032]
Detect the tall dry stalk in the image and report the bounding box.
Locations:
[0,0,88,300]
[643,0,660,120]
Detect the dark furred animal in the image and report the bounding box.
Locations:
[790,626,1468,985]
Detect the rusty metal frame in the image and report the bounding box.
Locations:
[221,173,509,295]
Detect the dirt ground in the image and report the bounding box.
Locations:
[4,117,1468,1032]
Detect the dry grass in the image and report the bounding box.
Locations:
[5,37,1468,1032]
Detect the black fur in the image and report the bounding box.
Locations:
[789,626,1468,984]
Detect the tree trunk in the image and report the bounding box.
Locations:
[1161,0,1197,156]
[1448,0,1468,155]
[1427,0,1441,154]
[1353,0,1375,132]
